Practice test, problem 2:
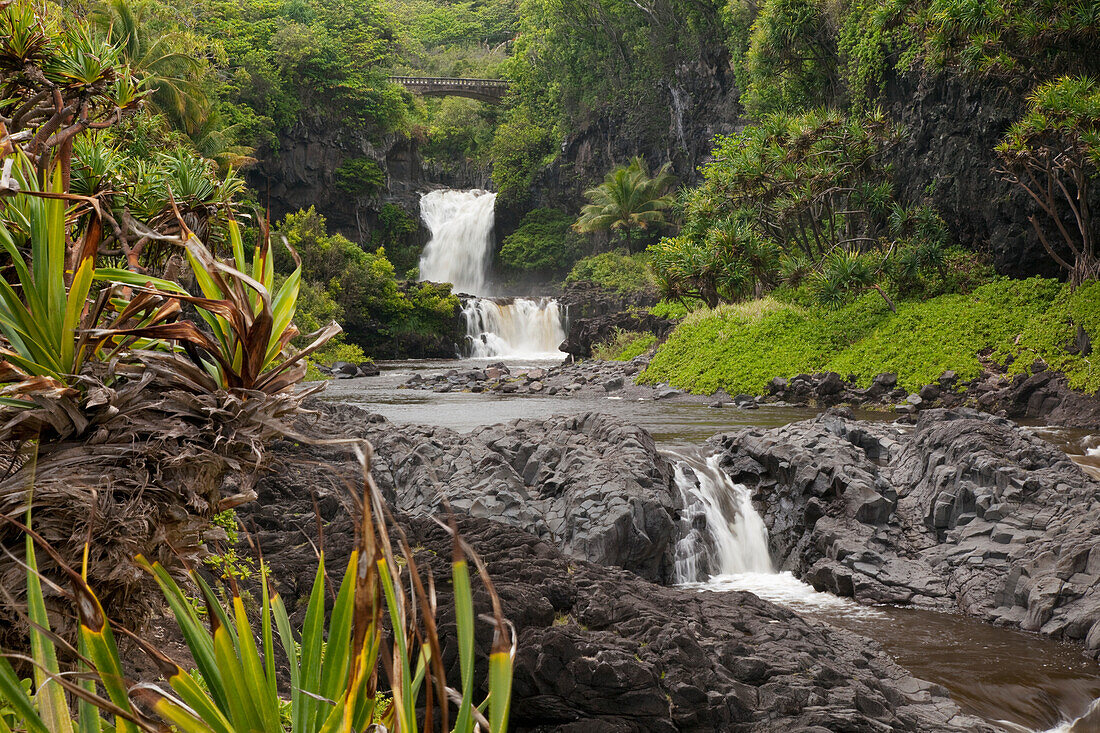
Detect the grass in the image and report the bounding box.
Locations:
[640,277,1095,395]
[592,330,658,361]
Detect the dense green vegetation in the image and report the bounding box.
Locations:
[592,330,658,361]
[274,208,460,357]
[566,251,657,294]
[499,208,582,274]
[640,278,1098,395]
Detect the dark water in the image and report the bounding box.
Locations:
[320,359,1100,732]
[837,607,1100,731]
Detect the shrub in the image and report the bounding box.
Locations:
[499,208,582,273]
[334,157,386,197]
[566,250,656,294]
[592,330,658,361]
[274,207,460,355]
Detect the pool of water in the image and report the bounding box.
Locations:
[318,358,1100,731]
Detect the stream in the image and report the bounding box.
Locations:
[338,188,1100,731]
[322,359,1100,733]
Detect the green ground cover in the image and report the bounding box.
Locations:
[640,278,1098,395]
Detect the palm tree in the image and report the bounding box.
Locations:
[574,156,676,249]
[91,0,210,133]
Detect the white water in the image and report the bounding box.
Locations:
[419,189,497,295]
[463,297,566,358]
[418,188,567,358]
[671,453,774,582]
[669,451,1098,732]
[669,454,884,617]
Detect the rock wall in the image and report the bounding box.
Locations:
[883,73,1057,278]
[246,120,424,244]
[712,408,1100,656]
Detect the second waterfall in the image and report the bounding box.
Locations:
[418,189,566,358]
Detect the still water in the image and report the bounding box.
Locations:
[321,359,1100,731]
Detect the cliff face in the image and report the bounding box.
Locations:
[530,58,744,214]
[246,120,424,243]
[883,73,1059,279]
[253,66,1068,280]
[514,66,1065,278]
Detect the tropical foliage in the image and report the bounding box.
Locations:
[273,208,461,356]
[639,277,1094,396]
[499,207,583,274]
[996,75,1100,285]
[565,250,657,294]
[649,109,949,309]
[574,157,675,248]
[1,461,515,733]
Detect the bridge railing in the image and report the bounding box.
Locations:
[387,76,511,89]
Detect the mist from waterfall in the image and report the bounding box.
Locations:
[419,189,497,296]
[418,188,566,358]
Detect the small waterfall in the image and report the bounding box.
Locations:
[672,453,774,583]
[419,189,497,296]
[463,297,566,358]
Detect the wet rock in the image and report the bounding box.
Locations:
[656,387,681,400]
[919,384,941,401]
[237,443,996,732]
[710,408,1100,655]
[280,403,680,582]
[331,360,358,376]
[603,377,624,392]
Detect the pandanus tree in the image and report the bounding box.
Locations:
[0,0,146,188]
[996,75,1100,286]
[574,156,676,250]
[0,0,339,645]
[650,109,945,310]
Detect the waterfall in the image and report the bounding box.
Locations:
[419,189,497,296]
[671,453,774,583]
[463,297,566,358]
[418,188,567,359]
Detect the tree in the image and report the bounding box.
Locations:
[650,109,944,310]
[996,75,1100,286]
[574,156,675,249]
[91,0,211,133]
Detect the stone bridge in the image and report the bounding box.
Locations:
[388,76,510,103]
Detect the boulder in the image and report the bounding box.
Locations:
[235,437,996,733]
[710,408,1100,654]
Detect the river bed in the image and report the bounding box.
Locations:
[319,358,1100,732]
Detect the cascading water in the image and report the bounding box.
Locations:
[671,453,774,583]
[418,189,567,358]
[670,451,1100,732]
[463,297,566,358]
[418,189,497,295]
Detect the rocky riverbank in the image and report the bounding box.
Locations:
[400,355,1100,429]
[711,407,1100,657]
[231,401,1000,731]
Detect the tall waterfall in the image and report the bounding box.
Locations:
[419,189,566,358]
[419,189,497,295]
[671,453,774,583]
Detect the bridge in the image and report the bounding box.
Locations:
[388,76,510,103]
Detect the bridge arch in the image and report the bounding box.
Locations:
[389,76,510,104]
